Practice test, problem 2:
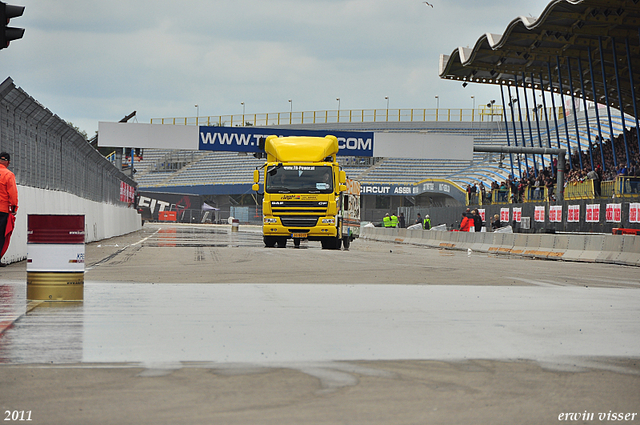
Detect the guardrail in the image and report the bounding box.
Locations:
[150,106,563,126]
[361,227,640,267]
[472,177,640,205]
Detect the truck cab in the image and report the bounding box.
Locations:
[252,135,359,249]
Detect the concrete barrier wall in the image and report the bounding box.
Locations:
[360,226,639,267]
[3,185,142,264]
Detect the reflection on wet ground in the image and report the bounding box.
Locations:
[2,282,639,367]
[147,226,266,248]
[132,225,317,249]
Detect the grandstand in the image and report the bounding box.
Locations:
[133,107,630,193]
[133,117,507,191]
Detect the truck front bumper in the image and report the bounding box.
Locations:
[262,218,338,238]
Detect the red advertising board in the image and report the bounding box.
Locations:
[549,205,562,223]
[586,204,600,223]
[534,206,545,222]
[500,208,510,222]
[567,205,580,223]
[513,207,522,223]
[630,203,640,223]
[606,204,621,223]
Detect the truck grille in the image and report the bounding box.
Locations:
[271,201,327,215]
[280,216,319,227]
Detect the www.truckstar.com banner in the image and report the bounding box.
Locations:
[198,127,374,157]
[98,122,473,160]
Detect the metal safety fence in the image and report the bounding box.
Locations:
[476,176,640,205]
[0,77,136,204]
[150,106,564,127]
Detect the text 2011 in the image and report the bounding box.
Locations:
[4,411,32,421]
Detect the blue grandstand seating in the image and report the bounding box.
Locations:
[134,111,635,192]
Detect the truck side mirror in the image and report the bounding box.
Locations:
[339,184,347,192]
[252,183,260,192]
[339,170,346,184]
[253,170,260,183]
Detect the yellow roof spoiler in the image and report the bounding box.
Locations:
[264,135,338,162]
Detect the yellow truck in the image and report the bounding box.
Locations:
[252,135,360,249]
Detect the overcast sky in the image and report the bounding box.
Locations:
[2,0,553,136]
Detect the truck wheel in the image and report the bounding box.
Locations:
[264,236,277,247]
[342,237,350,250]
[294,238,301,248]
[276,237,287,248]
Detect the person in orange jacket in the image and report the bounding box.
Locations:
[459,212,472,232]
[0,152,18,266]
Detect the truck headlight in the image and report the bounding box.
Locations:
[264,218,278,224]
[321,218,335,224]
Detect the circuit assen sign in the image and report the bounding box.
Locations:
[361,180,465,203]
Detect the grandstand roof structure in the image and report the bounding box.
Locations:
[439,0,640,117]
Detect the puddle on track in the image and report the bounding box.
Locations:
[1,282,639,368]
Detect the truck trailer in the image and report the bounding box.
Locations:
[252,135,360,249]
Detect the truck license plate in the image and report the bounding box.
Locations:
[291,233,307,239]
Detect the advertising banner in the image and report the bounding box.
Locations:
[137,191,203,222]
[120,181,135,203]
[512,207,522,223]
[606,203,622,223]
[567,205,580,223]
[534,206,545,222]
[549,205,562,223]
[586,204,600,223]
[630,203,640,223]
[500,208,510,222]
[198,127,375,157]
[99,122,474,160]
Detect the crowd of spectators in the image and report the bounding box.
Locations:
[566,126,640,182]
[487,167,556,203]
[470,126,640,203]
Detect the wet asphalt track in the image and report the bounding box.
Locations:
[0,223,638,424]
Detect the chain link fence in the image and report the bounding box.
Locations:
[0,77,136,203]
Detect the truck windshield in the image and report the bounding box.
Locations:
[266,165,333,194]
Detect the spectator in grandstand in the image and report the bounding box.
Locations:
[491,214,501,231]
[617,164,628,177]
[586,167,600,196]
[0,152,18,267]
[472,209,483,232]
[398,212,405,228]
[545,177,556,201]
[532,175,544,200]
[508,178,518,203]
